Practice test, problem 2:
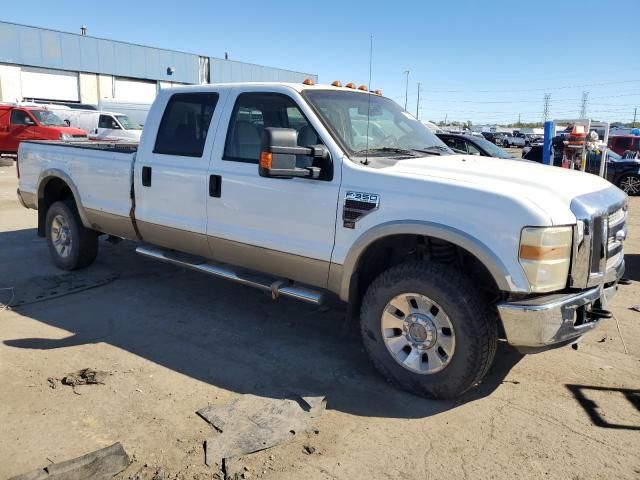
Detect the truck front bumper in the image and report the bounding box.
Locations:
[497,260,624,353]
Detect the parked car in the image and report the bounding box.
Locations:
[0,105,87,155]
[608,135,639,156]
[16,81,627,399]
[46,105,143,142]
[521,144,639,195]
[481,131,509,145]
[500,133,526,148]
[436,133,513,158]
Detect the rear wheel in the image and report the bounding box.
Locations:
[360,261,497,399]
[617,174,640,195]
[45,200,98,270]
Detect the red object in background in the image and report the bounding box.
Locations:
[608,135,640,156]
[0,105,87,154]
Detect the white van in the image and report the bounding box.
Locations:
[98,99,151,127]
[46,106,142,142]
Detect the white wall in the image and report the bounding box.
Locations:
[79,72,98,104]
[0,64,22,102]
[98,75,114,100]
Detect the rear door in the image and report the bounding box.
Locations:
[134,90,228,257]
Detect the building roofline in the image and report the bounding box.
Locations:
[0,20,317,78]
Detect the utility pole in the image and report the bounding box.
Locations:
[416,82,421,119]
[518,113,521,127]
[444,113,447,125]
[403,70,410,111]
[580,91,589,118]
[543,93,551,122]
[633,107,637,128]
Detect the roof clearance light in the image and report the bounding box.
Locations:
[302,78,315,85]
[331,80,342,87]
[358,85,368,91]
[374,89,382,96]
[345,82,356,89]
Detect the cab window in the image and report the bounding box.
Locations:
[99,115,120,129]
[442,137,467,153]
[224,92,321,164]
[10,110,35,126]
[467,142,482,155]
[154,92,219,157]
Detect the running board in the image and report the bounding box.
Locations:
[135,245,325,305]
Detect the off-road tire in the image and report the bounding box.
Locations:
[45,200,98,270]
[360,261,498,399]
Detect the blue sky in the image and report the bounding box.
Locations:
[2,0,639,124]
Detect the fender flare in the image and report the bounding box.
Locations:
[37,169,92,229]
[331,220,528,301]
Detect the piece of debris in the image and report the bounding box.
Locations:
[303,445,316,455]
[631,304,640,313]
[598,336,607,343]
[198,394,326,468]
[47,378,57,389]
[61,368,108,387]
[9,442,129,480]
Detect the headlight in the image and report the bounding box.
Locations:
[59,133,72,141]
[519,226,573,293]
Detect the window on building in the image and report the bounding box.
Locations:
[154,93,219,157]
[224,93,319,163]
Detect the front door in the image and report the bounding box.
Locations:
[134,90,226,257]
[5,109,36,152]
[205,90,340,288]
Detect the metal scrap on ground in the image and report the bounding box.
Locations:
[9,442,129,480]
[61,368,109,386]
[197,394,326,466]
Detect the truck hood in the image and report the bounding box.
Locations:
[381,154,616,225]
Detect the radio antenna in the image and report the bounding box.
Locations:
[362,34,373,165]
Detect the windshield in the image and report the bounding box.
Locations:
[115,115,142,130]
[30,110,67,127]
[469,136,513,159]
[304,90,452,157]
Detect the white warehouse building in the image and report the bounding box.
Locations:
[0,21,317,105]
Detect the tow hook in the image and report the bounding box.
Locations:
[586,308,613,320]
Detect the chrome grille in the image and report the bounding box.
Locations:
[569,188,628,289]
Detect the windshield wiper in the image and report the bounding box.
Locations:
[409,145,452,156]
[354,147,418,156]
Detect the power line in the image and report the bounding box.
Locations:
[417,79,640,94]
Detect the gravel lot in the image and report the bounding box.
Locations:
[0,162,639,480]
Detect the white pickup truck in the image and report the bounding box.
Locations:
[16,82,628,399]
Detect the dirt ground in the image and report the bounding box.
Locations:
[0,162,639,480]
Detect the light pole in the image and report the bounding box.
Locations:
[404,70,410,111]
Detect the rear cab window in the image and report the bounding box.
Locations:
[10,110,35,126]
[154,92,219,157]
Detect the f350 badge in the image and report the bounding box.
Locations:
[343,191,380,228]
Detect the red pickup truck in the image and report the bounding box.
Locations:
[0,105,87,155]
[608,135,639,156]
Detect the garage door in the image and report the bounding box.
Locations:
[21,67,79,102]
[114,78,157,103]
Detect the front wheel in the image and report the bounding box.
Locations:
[360,261,497,399]
[45,200,98,270]
[617,174,640,195]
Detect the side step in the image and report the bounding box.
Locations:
[135,245,325,305]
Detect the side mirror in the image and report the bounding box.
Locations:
[259,127,328,179]
[64,119,71,127]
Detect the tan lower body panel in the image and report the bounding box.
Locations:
[85,208,138,240]
[207,236,330,289]
[136,220,212,258]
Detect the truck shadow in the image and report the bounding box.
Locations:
[623,254,640,282]
[2,233,523,419]
[565,384,640,431]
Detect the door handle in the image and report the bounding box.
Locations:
[142,166,152,187]
[209,174,222,198]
